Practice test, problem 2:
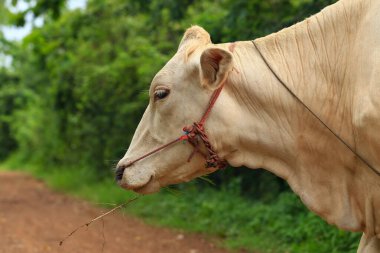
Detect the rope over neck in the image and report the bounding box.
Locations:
[252,40,380,177]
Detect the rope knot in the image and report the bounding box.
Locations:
[182,122,227,169]
[183,125,197,139]
[194,122,204,131]
[205,154,227,169]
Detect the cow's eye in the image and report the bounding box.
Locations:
[154,88,170,101]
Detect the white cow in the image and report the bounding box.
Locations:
[117,0,380,251]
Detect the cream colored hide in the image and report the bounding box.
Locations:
[117,0,380,251]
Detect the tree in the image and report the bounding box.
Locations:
[6,0,66,26]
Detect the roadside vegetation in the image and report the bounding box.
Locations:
[0,0,360,252]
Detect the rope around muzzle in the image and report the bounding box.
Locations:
[121,81,228,171]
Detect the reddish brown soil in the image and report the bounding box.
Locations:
[0,171,248,253]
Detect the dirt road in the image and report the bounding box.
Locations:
[0,171,246,253]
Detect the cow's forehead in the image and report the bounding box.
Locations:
[152,69,175,85]
[151,54,188,87]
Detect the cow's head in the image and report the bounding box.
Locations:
[116,26,240,194]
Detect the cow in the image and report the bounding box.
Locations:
[116,0,380,251]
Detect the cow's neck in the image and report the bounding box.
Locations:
[253,0,370,142]
[219,0,380,237]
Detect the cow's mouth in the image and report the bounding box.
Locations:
[133,176,160,194]
[133,175,153,191]
[118,174,159,194]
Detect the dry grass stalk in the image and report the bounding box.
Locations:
[59,196,140,246]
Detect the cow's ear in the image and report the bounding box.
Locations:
[179,26,211,51]
[200,47,233,90]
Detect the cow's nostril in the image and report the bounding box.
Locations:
[115,166,125,181]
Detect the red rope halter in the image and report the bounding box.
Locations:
[122,81,227,170]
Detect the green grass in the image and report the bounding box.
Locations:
[1,157,361,253]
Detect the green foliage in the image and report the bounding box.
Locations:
[0,1,6,23]
[0,0,362,252]
[6,0,66,26]
[0,69,21,159]
[220,0,337,40]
